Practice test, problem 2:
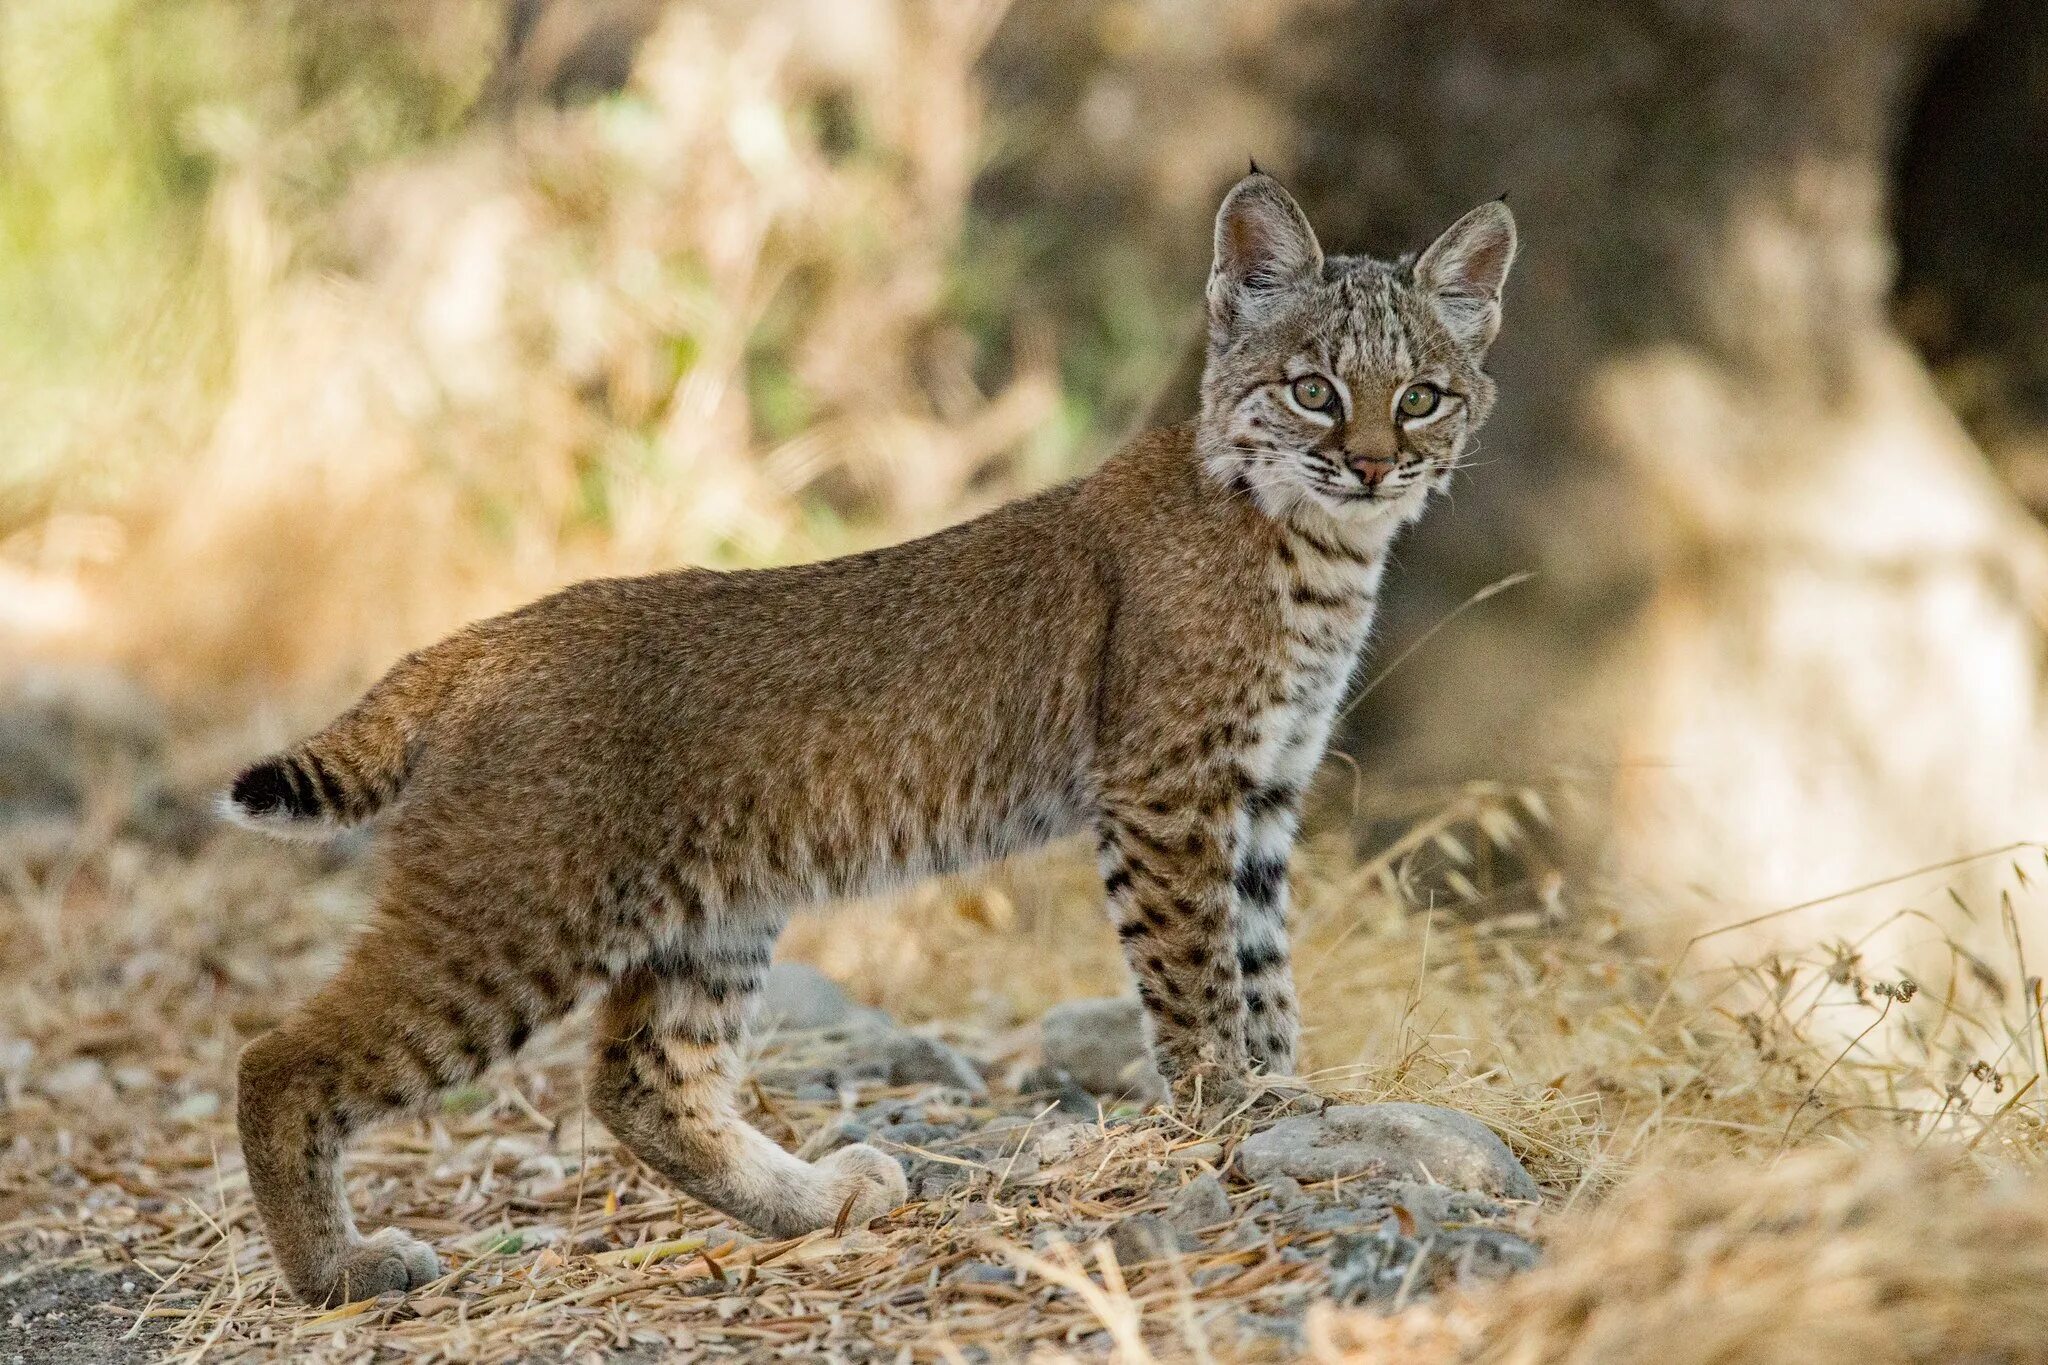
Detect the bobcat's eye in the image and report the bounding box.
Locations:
[1290,375,1337,412]
[1397,382,1442,419]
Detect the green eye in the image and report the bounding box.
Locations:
[1290,375,1337,412]
[1398,383,1442,419]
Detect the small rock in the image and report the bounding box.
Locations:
[36,1058,106,1100]
[1032,1124,1090,1165]
[756,963,859,1032]
[1381,1178,1454,1228]
[1325,1222,1416,1305]
[793,1082,839,1104]
[907,1160,973,1200]
[1039,998,1165,1102]
[167,1091,221,1123]
[1108,1213,1186,1265]
[1165,1173,1233,1236]
[854,1098,934,1127]
[950,1199,997,1228]
[1263,1175,1307,1207]
[1448,1225,1542,1279]
[949,1259,1018,1286]
[1294,1202,1395,1235]
[871,1030,987,1096]
[1233,1103,1538,1201]
[1016,1063,1103,1116]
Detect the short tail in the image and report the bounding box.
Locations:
[222,636,475,839]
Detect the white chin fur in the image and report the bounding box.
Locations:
[214,790,344,843]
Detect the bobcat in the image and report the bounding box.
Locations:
[225,170,1515,1306]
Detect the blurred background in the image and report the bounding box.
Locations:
[3,0,2047,1048]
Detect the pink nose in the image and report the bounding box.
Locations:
[1348,456,1394,487]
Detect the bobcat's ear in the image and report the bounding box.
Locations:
[1414,200,1517,352]
[1208,172,1323,334]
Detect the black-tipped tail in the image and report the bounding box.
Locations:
[229,755,327,823]
[220,632,474,840]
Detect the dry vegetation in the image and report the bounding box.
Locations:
[3,1,2048,1361]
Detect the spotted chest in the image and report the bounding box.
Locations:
[1242,519,1390,803]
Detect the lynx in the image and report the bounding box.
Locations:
[225,170,1515,1306]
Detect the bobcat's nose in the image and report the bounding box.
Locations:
[1347,455,1395,488]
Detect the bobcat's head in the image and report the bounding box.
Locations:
[1197,171,1516,526]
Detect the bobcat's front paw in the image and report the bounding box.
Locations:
[816,1142,908,1229]
[1163,1061,1255,1116]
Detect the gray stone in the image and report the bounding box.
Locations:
[1038,997,1166,1101]
[948,1259,1017,1286]
[1107,1213,1187,1265]
[1164,1173,1233,1236]
[1262,1175,1307,1207]
[950,1199,997,1228]
[1233,1103,1538,1201]
[755,963,859,1032]
[871,1030,986,1095]
[1016,1063,1103,1116]
[907,1160,973,1200]
[1381,1177,1454,1234]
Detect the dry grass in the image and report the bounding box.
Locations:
[1,760,2042,1361]
[1313,1148,2048,1365]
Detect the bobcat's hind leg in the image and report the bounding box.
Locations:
[588,939,906,1238]
[237,916,581,1306]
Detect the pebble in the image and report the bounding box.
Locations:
[1038,997,1166,1101]
[1164,1173,1233,1236]
[1108,1213,1186,1265]
[36,1058,106,1100]
[1233,1103,1539,1200]
[755,963,859,1032]
[949,1260,1019,1286]
[167,1090,221,1123]
[871,1030,987,1095]
[950,1199,997,1228]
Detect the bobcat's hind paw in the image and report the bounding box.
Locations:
[318,1227,441,1306]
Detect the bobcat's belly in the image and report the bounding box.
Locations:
[684,764,1094,913]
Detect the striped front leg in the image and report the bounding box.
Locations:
[1098,792,1251,1106]
[1235,783,1304,1076]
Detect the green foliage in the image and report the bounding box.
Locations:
[0,0,494,506]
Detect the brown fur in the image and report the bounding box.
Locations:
[226,173,1515,1305]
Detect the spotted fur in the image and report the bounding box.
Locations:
[226,172,1514,1305]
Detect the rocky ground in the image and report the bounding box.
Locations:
[0,954,1545,1363]
[757,962,1543,1325]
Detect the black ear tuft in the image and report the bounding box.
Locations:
[1248,156,1264,176]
